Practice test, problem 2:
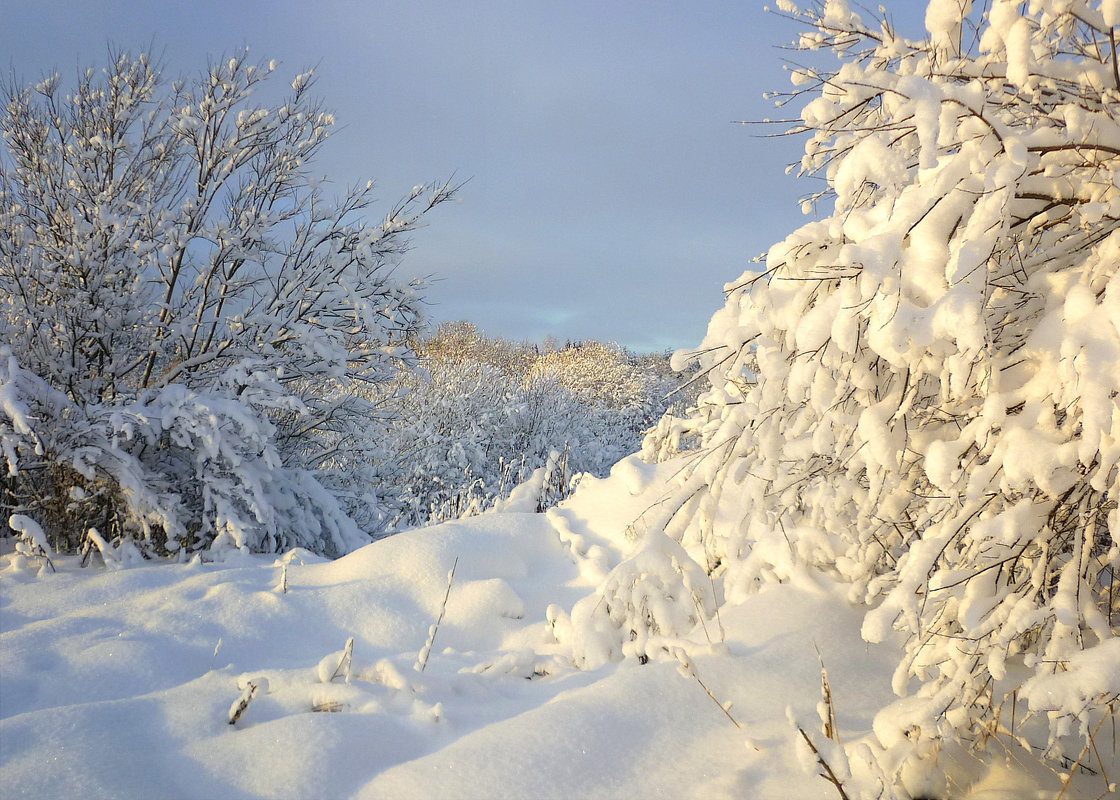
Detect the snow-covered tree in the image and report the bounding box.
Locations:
[0,49,455,556]
[529,341,656,423]
[378,324,692,528]
[380,325,524,526]
[625,0,1119,774]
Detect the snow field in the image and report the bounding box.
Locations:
[5,455,1099,798]
[2,480,900,800]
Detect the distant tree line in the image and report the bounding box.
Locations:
[379,321,698,529]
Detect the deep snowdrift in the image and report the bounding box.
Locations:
[0,459,1104,799]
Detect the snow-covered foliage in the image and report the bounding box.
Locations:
[380,322,693,527]
[561,529,716,669]
[629,0,1120,779]
[0,350,368,556]
[0,49,455,556]
[529,340,660,429]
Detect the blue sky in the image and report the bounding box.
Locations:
[4,1,927,352]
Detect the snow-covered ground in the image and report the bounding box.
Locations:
[0,459,1109,799]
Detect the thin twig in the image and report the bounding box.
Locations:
[797,727,852,800]
[209,637,223,672]
[228,681,258,725]
[710,574,726,643]
[328,636,354,683]
[693,670,742,730]
[815,645,839,744]
[1056,712,1111,800]
[415,557,458,672]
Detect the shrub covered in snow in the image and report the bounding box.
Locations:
[0,49,455,556]
[380,322,695,528]
[623,0,1119,779]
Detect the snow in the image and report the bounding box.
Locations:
[0,500,820,797]
[4,3,1120,798]
[1106,0,1120,28]
[2,463,1108,798]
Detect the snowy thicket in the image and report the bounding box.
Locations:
[0,50,454,556]
[615,0,1119,777]
[380,322,693,527]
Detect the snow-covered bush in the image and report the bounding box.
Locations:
[559,531,716,669]
[381,331,522,526]
[0,350,370,555]
[0,49,455,555]
[609,0,1118,772]
[528,341,660,430]
[380,323,692,528]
